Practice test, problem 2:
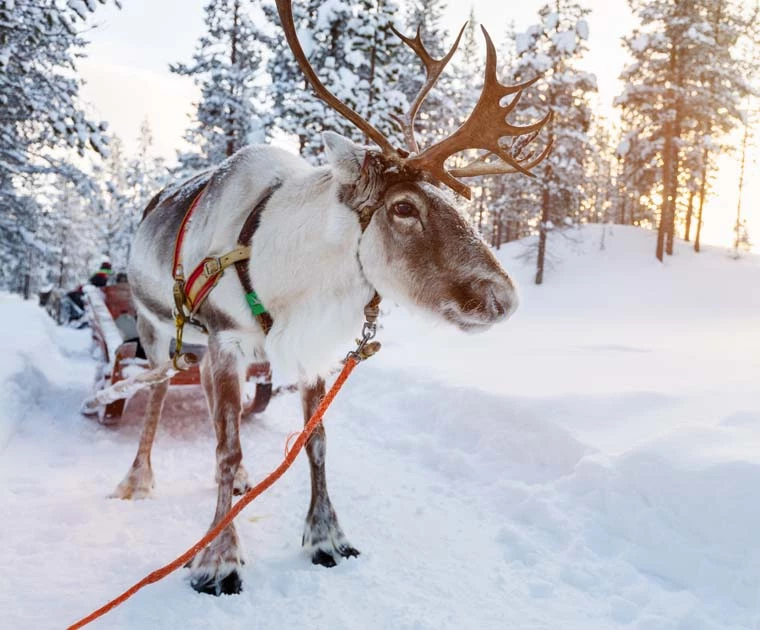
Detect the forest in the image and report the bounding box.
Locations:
[1,0,757,294]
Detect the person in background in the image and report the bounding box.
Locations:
[89,261,113,287]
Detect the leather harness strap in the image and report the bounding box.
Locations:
[184,246,251,311]
[233,182,282,335]
[171,185,274,365]
[170,178,381,368]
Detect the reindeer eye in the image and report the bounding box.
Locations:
[392,201,417,219]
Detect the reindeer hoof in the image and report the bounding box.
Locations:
[219,465,252,496]
[109,468,154,500]
[191,570,243,596]
[233,479,252,496]
[311,544,360,567]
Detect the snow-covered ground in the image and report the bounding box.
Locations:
[1,225,759,630]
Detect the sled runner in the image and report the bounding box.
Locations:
[83,283,272,424]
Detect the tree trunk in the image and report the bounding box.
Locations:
[684,189,695,242]
[694,148,709,253]
[364,2,379,145]
[226,0,240,158]
[660,24,683,259]
[535,187,550,285]
[664,130,680,256]
[733,115,749,253]
[656,130,672,262]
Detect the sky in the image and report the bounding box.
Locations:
[77,0,758,250]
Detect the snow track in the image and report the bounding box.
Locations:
[1,227,759,629]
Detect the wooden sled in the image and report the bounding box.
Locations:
[84,284,272,425]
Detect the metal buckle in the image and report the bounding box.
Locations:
[203,258,222,277]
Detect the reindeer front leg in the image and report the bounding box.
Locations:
[301,378,359,566]
[201,354,251,495]
[190,334,246,595]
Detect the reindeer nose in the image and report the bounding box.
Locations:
[488,276,519,321]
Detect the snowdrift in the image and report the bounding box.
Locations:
[1,226,759,629]
[0,293,93,451]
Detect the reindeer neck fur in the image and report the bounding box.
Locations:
[243,153,376,382]
[129,144,377,383]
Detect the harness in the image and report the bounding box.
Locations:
[171,184,276,368]
[170,181,381,369]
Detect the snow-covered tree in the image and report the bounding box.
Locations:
[173,0,269,174]
[0,0,116,292]
[123,119,169,264]
[265,0,408,161]
[36,171,104,292]
[507,1,597,284]
[93,123,169,272]
[95,137,130,269]
[615,0,757,260]
[347,0,408,145]
[584,118,616,225]
[397,0,458,147]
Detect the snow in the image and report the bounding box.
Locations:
[1,226,760,629]
[543,12,559,30]
[630,33,650,53]
[515,32,532,56]
[576,19,589,41]
[66,0,89,21]
[0,293,90,452]
[552,31,577,55]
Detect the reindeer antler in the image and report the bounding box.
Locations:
[405,27,552,197]
[275,0,396,156]
[449,131,554,178]
[275,1,552,200]
[390,23,466,154]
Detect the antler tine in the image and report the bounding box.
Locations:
[449,136,554,178]
[390,22,467,153]
[275,0,396,155]
[406,26,552,199]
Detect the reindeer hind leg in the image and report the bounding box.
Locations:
[110,318,170,500]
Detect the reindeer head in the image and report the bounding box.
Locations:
[276,1,553,331]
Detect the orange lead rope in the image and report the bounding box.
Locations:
[67,356,361,630]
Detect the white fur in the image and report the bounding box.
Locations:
[129,141,374,382]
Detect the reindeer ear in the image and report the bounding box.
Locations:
[323,131,366,184]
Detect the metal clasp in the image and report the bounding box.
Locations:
[347,320,380,362]
[203,257,222,277]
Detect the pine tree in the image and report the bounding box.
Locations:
[398,0,457,147]
[616,0,756,260]
[348,0,407,146]
[265,0,408,161]
[508,1,597,284]
[584,118,615,225]
[36,171,103,292]
[265,0,358,161]
[93,136,131,270]
[124,119,169,264]
[173,0,269,174]
[0,0,117,293]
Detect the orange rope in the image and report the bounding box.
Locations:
[67,356,360,630]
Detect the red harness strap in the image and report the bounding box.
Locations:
[172,188,251,319]
[172,189,203,280]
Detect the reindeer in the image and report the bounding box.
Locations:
[110,0,551,596]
